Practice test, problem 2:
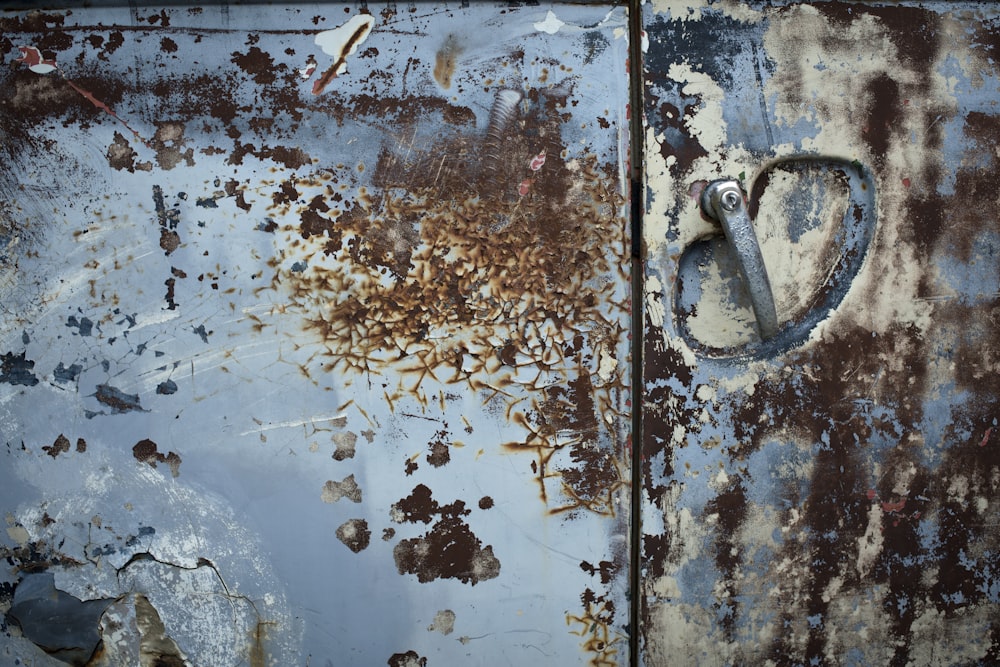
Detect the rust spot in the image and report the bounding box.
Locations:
[335,518,371,553]
[259,85,628,514]
[131,439,182,477]
[391,486,499,585]
[579,559,619,585]
[387,651,427,667]
[95,383,145,414]
[42,434,71,458]
[231,46,278,86]
[152,185,181,256]
[159,229,181,254]
[426,429,451,467]
[107,131,149,172]
[393,516,500,585]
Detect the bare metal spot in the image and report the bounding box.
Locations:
[321,475,362,503]
[134,594,191,667]
[153,122,194,171]
[332,431,358,460]
[107,131,138,171]
[427,609,456,635]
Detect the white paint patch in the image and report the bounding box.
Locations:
[645,273,666,328]
[533,10,565,35]
[696,383,715,402]
[650,0,703,22]
[597,347,618,382]
[315,13,375,67]
[642,127,676,258]
[645,601,736,665]
[668,62,728,153]
[5,524,29,545]
[856,503,884,577]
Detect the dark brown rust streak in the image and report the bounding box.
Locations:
[312,21,371,95]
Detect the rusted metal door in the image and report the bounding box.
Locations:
[0,3,632,664]
[640,1,1000,665]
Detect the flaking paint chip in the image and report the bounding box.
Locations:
[427,609,456,635]
[321,474,362,503]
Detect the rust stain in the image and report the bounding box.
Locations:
[0,12,631,664]
[433,35,461,89]
[567,591,624,667]
[390,485,500,585]
[426,429,451,467]
[335,518,371,553]
[13,45,150,147]
[132,439,182,477]
[42,434,71,458]
[387,651,427,667]
[257,83,628,515]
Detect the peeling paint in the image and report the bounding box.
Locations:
[0,3,630,664]
[642,1,1000,664]
[427,609,455,635]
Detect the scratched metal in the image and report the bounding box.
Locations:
[0,3,632,665]
[640,1,1000,665]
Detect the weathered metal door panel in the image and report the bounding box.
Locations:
[641,2,1000,665]
[0,3,632,664]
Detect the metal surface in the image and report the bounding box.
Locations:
[641,1,1000,665]
[700,179,779,340]
[5,1,1000,665]
[0,3,632,665]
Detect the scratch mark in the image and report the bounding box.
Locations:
[15,45,151,147]
[240,413,348,435]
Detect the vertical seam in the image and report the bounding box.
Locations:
[627,0,645,665]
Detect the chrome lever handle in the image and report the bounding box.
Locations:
[700,180,779,340]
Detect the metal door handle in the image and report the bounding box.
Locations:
[700,180,779,339]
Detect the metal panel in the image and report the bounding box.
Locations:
[0,3,632,664]
[641,1,1000,664]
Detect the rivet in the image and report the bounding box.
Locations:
[720,189,741,212]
